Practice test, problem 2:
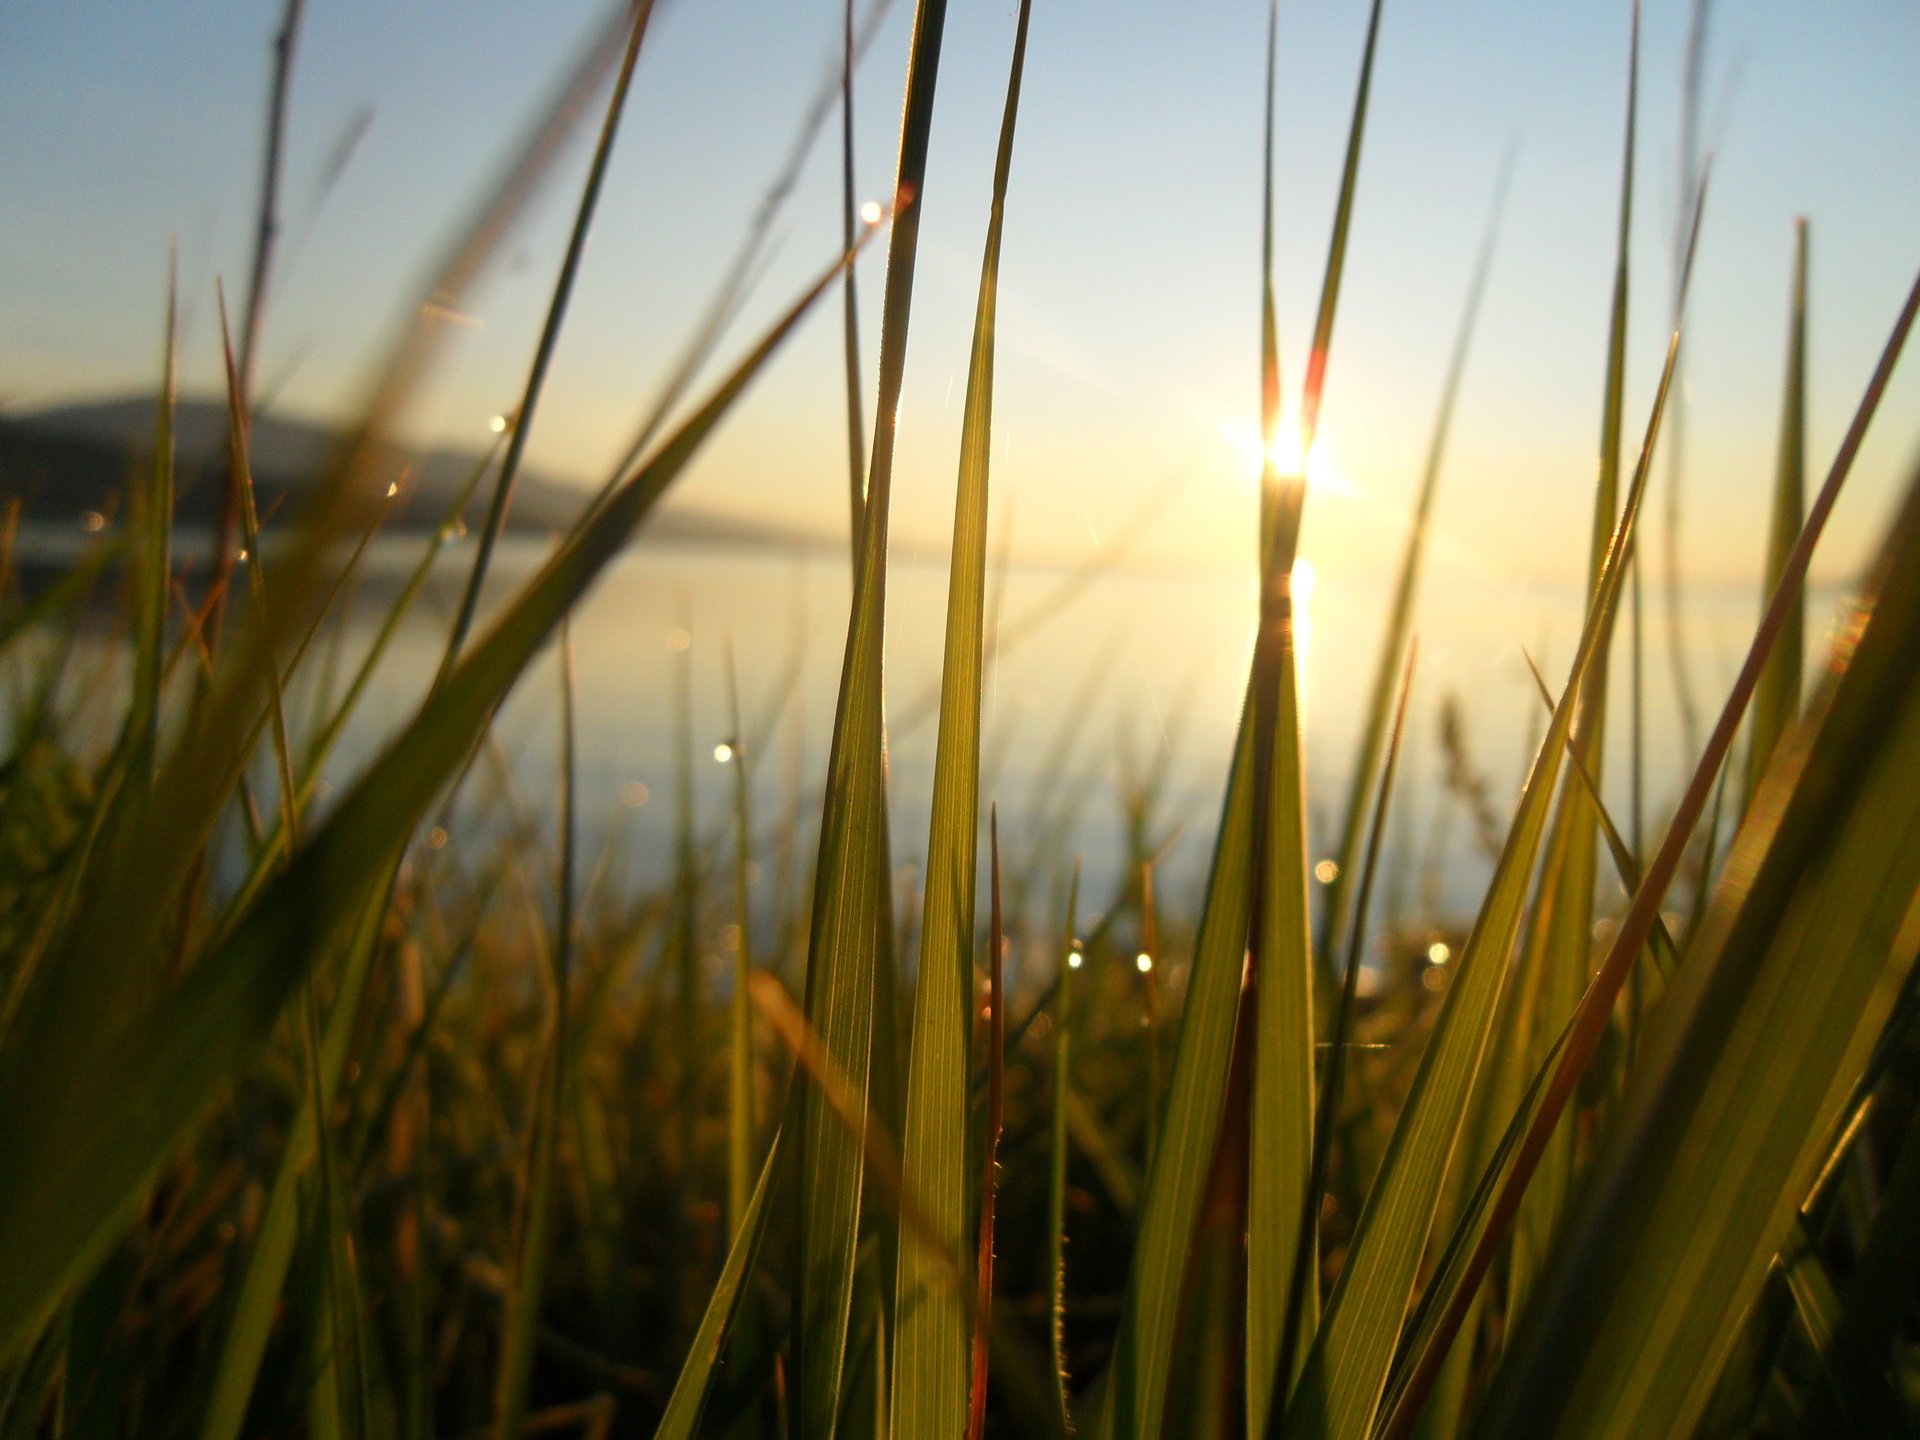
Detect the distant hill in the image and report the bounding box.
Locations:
[0,394,822,551]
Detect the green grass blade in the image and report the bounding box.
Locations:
[493,623,577,1438]
[891,4,1028,1431]
[1746,217,1807,801]
[1297,0,1385,454]
[1099,696,1256,1439]
[1508,4,1640,1306]
[1271,642,1415,1419]
[725,642,757,1241]
[438,0,653,672]
[1047,870,1080,1435]
[1315,151,1510,983]
[1245,598,1315,1432]
[0,245,852,1364]
[653,1131,783,1440]
[127,253,176,798]
[1281,327,1680,1440]
[796,0,948,1428]
[840,0,867,546]
[967,812,1008,1440]
[200,901,384,1440]
[1379,260,1920,1440]
[1477,457,1920,1440]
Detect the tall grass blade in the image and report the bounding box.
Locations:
[128,256,177,798]
[439,0,653,671]
[794,0,947,1427]
[1248,1,1387,1425]
[1047,869,1080,1434]
[1271,642,1415,1417]
[967,811,1007,1440]
[1508,3,1639,1305]
[1745,217,1807,800]
[840,0,867,543]
[1478,454,1920,1440]
[892,4,1027,1430]
[1098,702,1255,1439]
[653,1132,783,1440]
[1379,260,1920,1440]
[1281,326,1680,1440]
[0,243,854,1364]
[1315,153,1509,982]
[725,642,757,1240]
[494,624,578,1438]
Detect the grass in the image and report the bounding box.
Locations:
[2,2,1919,1437]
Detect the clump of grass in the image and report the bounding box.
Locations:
[2,4,1919,1440]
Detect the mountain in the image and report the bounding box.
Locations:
[0,394,823,551]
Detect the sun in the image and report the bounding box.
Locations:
[1219,407,1355,500]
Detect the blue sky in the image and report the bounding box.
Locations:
[2,0,1917,591]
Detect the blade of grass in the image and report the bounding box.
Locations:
[1378,259,1920,1440]
[8,3,647,1078]
[493,624,578,1439]
[967,810,1007,1440]
[1249,1,1387,1426]
[1476,454,1920,1440]
[1521,650,1678,981]
[1745,217,1807,801]
[1660,0,1714,763]
[796,0,948,1427]
[1047,869,1080,1436]
[725,640,757,1241]
[840,0,867,546]
[652,1130,784,1440]
[0,239,858,1365]
[1507,2,1641,1310]
[439,0,654,674]
[1097,696,1255,1440]
[1281,324,1681,1440]
[1315,149,1510,985]
[892,6,1028,1429]
[1271,641,1415,1415]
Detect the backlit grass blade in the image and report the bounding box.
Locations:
[200,901,384,1440]
[1047,869,1081,1435]
[128,256,176,798]
[892,4,1028,1430]
[967,811,1007,1440]
[1379,261,1920,1440]
[1521,651,1678,980]
[1477,455,1920,1440]
[1098,697,1256,1439]
[1508,3,1639,1307]
[1280,326,1680,1440]
[1271,642,1415,1412]
[1745,217,1807,801]
[0,243,854,1365]
[1315,152,1509,982]
[439,0,653,671]
[1249,0,1387,1424]
[793,0,947,1428]
[1297,0,1384,456]
[10,4,645,1058]
[840,0,867,542]
[724,642,757,1240]
[493,623,577,1439]
[652,1131,783,1440]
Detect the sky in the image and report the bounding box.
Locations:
[3,0,1919,599]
